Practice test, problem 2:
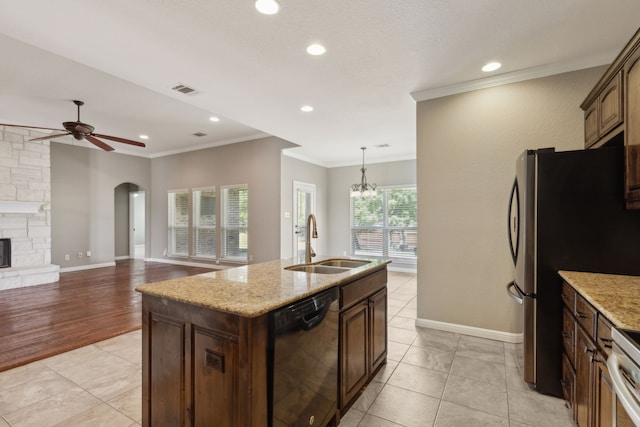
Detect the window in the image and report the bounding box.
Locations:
[351,186,417,262]
[221,185,249,260]
[168,190,189,256]
[193,187,216,258]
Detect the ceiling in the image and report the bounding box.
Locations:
[1,1,640,167]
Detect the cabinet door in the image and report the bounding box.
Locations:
[599,72,624,137]
[594,356,613,427]
[193,327,237,427]
[625,47,640,207]
[369,288,387,373]
[148,314,187,427]
[585,100,599,147]
[562,352,576,420]
[576,327,596,427]
[562,307,576,367]
[340,300,369,407]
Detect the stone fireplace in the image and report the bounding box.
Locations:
[0,126,59,290]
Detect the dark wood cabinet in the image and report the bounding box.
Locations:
[562,280,618,427]
[625,47,640,208]
[340,300,369,407]
[142,296,268,427]
[338,269,387,411]
[581,26,640,208]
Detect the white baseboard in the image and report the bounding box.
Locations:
[147,257,226,270]
[415,317,523,344]
[59,261,116,273]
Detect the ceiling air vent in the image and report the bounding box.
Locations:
[193,132,207,137]
[375,144,390,148]
[171,84,198,95]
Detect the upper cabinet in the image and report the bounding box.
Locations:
[581,27,640,209]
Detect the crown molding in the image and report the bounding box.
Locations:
[411,50,617,102]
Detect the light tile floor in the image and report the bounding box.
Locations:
[0,271,575,426]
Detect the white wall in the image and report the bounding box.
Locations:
[415,66,607,335]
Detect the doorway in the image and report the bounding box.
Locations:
[292,181,316,264]
[130,191,146,259]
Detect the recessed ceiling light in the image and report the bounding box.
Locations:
[307,44,326,56]
[255,0,279,15]
[209,116,220,122]
[301,105,314,112]
[482,62,502,72]
[139,134,149,140]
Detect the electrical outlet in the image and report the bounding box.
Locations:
[86,251,91,257]
[64,254,70,261]
[249,255,253,262]
[78,252,83,258]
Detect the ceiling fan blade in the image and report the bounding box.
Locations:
[92,133,146,148]
[0,123,66,132]
[86,135,115,151]
[29,133,71,142]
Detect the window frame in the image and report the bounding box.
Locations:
[350,185,417,264]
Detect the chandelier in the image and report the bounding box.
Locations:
[350,147,377,197]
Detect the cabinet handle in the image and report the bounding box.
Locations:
[599,337,613,348]
[576,311,590,319]
[561,332,572,339]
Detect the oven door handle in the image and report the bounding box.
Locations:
[607,353,640,426]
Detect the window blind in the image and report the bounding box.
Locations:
[168,190,189,256]
[193,187,216,258]
[221,185,248,260]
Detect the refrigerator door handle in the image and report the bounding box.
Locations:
[506,281,524,304]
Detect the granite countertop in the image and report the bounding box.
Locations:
[558,270,640,330]
[136,256,390,318]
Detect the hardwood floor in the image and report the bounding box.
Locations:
[0,259,212,372]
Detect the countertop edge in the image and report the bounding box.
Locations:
[559,270,640,330]
[137,257,390,318]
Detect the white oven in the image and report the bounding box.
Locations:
[608,328,640,426]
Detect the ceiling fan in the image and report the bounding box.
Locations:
[0,100,146,151]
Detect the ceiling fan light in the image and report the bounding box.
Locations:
[255,0,279,15]
[307,44,326,56]
[139,134,149,140]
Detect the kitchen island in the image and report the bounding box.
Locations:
[136,257,390,427]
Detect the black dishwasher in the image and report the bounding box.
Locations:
[268,287,339,427]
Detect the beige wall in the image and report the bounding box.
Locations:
[416,66,607,335]
[149,136,295,264]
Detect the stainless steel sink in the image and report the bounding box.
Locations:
[285,264,350,274]
[316,259,371,268]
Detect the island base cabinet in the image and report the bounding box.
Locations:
[339,270,388,411]
[142,295,268,427]
[340,300,369,407]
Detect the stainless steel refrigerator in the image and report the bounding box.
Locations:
[506,144,640,397]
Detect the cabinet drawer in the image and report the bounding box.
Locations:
[340,269,386,309]
[596,315,614,357]
[575,294,597,340]
[561,351,576,419]
[561,282,576,310]
[562,307,576,367]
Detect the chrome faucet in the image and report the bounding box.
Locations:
[305,213,318,264]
